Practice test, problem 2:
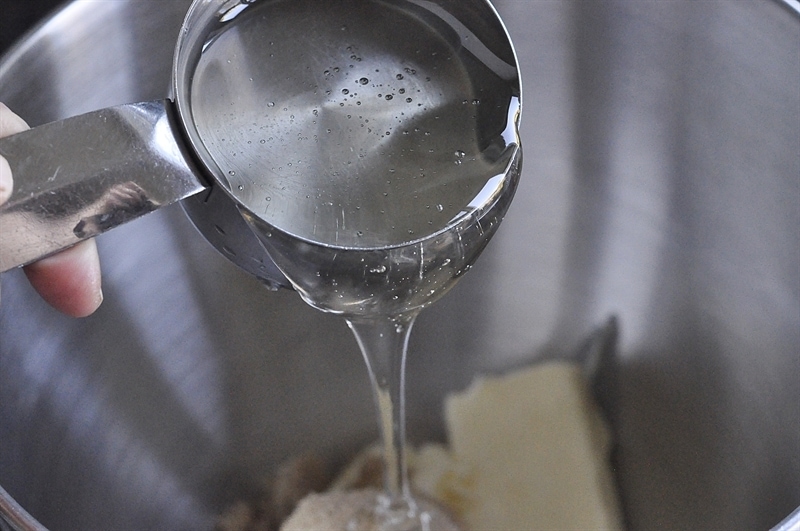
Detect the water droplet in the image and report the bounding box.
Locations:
[436,204,444,212]
[472,99,481,105]
[359,77,369,85]
[396,73,404,80]
[399,88,406,94]
[229,170,236,176]
[370,265,387,274]
[342,88,350,95]
[406,98,413,103]
[265,196,272,201]
[237,185,244,191]
[267,102,275,108]
[260,139,266,144]
[385,95,393,101]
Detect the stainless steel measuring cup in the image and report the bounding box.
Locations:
[0,0,521,293]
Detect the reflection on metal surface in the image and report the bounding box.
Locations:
[73,182,159,238]
[0,1,798,531]
[0,101,205,272]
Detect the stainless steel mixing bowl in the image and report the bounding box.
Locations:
[0,1,798,530]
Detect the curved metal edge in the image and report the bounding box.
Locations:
[772,506,800,531]
[0,3,72,81]
[778,0,800,15]
[0,486,46,531]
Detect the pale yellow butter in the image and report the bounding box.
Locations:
[413,361,624,531]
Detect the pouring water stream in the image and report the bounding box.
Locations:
[189,1,521,528]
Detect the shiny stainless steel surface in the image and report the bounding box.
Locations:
[0,484,46,531]
[773,507,800,531]
[0,1,798,531]
[0,0,293,288]
[0,101,204,272]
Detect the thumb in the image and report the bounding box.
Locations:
[0,154,11,205]
[0,102,30,135]
[0,102,30,204]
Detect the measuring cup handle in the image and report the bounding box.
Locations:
[0,100,207,273]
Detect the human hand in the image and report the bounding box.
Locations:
[0,102,103,317]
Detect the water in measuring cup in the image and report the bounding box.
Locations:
[190,0,520,529]
[191,0,520,316]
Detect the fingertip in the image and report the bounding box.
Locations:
[23,239,104,318]
[0,155,11,204]
[1,101,28,204]
[0,102,30,134]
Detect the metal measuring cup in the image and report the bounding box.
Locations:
[0,0,521,294]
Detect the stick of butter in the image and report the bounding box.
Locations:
[412,361,625,531]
